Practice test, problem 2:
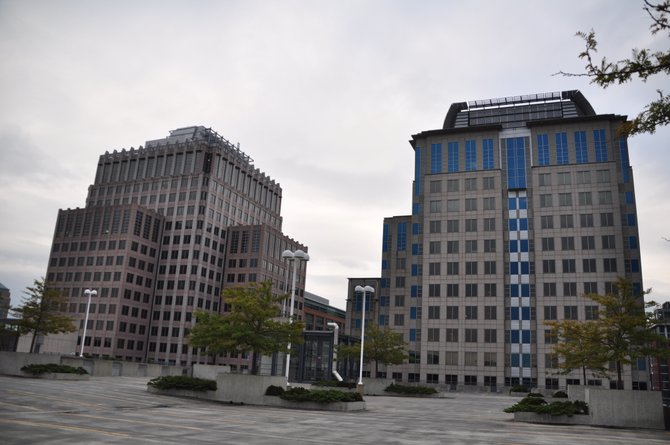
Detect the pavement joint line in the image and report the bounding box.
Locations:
[0,418,130,437]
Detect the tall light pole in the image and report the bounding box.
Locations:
[282,249,309,384]
[354,285,374,392]
[80,288,97,357]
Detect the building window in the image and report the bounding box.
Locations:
[465,306,478,320]
[564,306,578,320]
[483,139,494,169]
[428,328,440,342]
[581,235,595,250]
[465,329,478,343]
[445,328,458,342]
[484,329,497,343]
[544,306,557,320]
[580,213,594,227]
[447,142,459,172]
[465,140,477,171]
[575,131,588,163]
[556,132,568,164]
[427,351,440,365]
[447,306,459,319]
[537,134,549,166]
[430,143,442,174]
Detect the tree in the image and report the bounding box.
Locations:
[338,324,407,377]
[188,281,304,375]
[10,278,76,353]
[588,278,667,389]
[548,278,669,389]
[546,319,608,385]
[557,0,670,136]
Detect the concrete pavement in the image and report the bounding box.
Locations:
[0,375,667,444]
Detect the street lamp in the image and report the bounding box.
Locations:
[80,288,97,357]
[282,249,309,384]
[354,285,374,391]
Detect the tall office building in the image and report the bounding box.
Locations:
[45,126,308,367]
[349,91,646,390]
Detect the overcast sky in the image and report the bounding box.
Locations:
[1,0,669,311]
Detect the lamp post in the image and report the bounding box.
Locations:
[282,249,309,384]
[354,285,374,392]
[80,288,97,357]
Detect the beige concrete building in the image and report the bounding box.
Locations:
[348,91,646,391]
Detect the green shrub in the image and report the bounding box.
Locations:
[21,364,88,375]
[147,376,216,391]
[312,380,357,389]
[384,384,438,395]
[526,392,545,398]
[509,384,529,393]
[278,387,363,404]
[552,390,569,398]
[504,394,588,417]
[265,385,285,396]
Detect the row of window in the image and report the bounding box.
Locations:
[429,197,497,213]
[429,176,496,193]
[537,169,613,186]
[538,190,620,207]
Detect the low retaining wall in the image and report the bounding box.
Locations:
[27,372,90,381]
[514,412,591,426]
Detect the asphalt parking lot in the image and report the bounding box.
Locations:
[0,375,668,444]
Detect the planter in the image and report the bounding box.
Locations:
[147,386,217,401]
[263,396,366,412]
[24,372,90,381]
[513,411,591,426]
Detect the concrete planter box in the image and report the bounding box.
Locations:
[263,396,365,412]
[24,372,90,381]
[146,386,217,401]
[514,412,591,426]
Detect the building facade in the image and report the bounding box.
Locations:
[44,126,308,367]
[350,91,646,390]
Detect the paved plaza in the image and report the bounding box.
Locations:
[0,375,668,444]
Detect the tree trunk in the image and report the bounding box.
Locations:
[251,351,258,375]
[582,365,587,385]
[616,361,623,389]
[29,330,37,354]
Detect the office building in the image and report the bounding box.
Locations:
[44,126,308,367]
[349,91,646,390]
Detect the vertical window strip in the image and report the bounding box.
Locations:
[430,143,442,174]
[414,147,422,195]
[397,222,407,251]
[506,137,527,189]
[537,134,549,166]
[447,142,459,172]
[556,132,568,165]
[465,140,477,171]
[483,139,494,169]
[619,138,630,183]
[594,129,608,162]
[575,131,588,163]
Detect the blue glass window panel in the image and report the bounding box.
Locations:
[575,131,588,163]
[619,138,630,183]
[521,307,530,320]
[397,222,407,251]
[414,147,422,195]
[510,284,520,297]
[537,134,550,166]
[628,236,638,249]
[447,142,459,172]
[381,278,389,289]
[508,197,517,210]
[520,262,529,275]
[410,307,417,320]
[594,129,608,162]
[509,219,518,231]
[556,133,569,165]
[631,259,640,273]
[522,353,531,367]
[518,197,527,209]
[483,139,494,169]
[382,224,390,252]
[511,307,520,320]
[520,240,529,252]
[506,137,527,189]
[627,214,636,226]
[412,203,420,216]
[379,315,388,326]
[412,223,421,235]
[409,329,416,341]
[511,331,520,343]
[637,357,647,371]
[625,192,634,204]
[354,319,361,329]
[633,282,642,295]
[412,244,420,255]
[379,296,389,306]
[511,353,520,367]
[510,262,519,275]
[411,264,419,276]
[521,284,530,297]
[519,218,528,230]
[411,285,418,298]
[509,240,518,252]
[381,259,389,270]
[465,140,477,171]
[430,143,442,174]
[522,330,531,343]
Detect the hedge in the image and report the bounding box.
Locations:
[147,375,216,391]
[21,364,88,375]
[385,384,438,395]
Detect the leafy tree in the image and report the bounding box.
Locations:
[338,324,407,377]
[188,281,304,374]
[10,278,76,353]
[588,278,667,389]
[547,278,669,389]
[546,319,608,385]
[557,0,670,136]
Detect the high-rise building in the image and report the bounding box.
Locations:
[349,91,646,390]
[44,126,308,367]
